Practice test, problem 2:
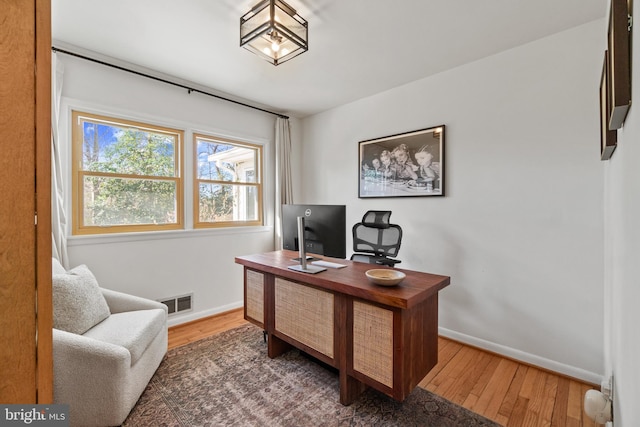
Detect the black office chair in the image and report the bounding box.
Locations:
[350,211,402,266]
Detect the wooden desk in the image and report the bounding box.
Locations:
[235,250,450,405]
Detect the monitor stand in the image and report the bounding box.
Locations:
[292,255,321,262]
[288,264,326,274]
[289,216,326,274]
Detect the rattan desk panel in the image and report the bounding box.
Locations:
[275,278,334,358]
[245,270,264,326]
[352,300,393,387]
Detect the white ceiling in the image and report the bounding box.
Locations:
[52,0,607,118]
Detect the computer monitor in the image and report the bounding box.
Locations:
[282,204,347,259]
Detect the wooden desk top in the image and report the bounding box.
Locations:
[235,250,450,309]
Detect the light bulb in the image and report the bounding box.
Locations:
[281,48,289,56]
[271,42,280,52]
[262,47,271,55]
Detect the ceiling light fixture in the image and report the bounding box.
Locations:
[240,0,308,66]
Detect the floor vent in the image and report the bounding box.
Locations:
[159,293,193,316]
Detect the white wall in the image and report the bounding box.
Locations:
[56,19,611,386]
[58,54,303,325]
[604,2,640,424]
[301,21,605,382]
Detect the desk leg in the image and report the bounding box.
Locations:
[267,333,291,358]
[339,372,366,405]
[336,295,367,405]
[264,273,291,359]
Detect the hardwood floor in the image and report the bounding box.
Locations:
[168,307,248,349]
[168,309,598,427]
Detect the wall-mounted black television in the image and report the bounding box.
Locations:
[282,204,346,259]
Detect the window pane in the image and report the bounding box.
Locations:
[198,183,259,223]
[83,175,178,226]
[82,121,176,177]
[196,140,257,183]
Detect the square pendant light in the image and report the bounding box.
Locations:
[240,0,308,66]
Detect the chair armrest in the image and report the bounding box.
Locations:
[52,329,131,407]
[375,258,401,266]
[101,288,168,315]
[53,328,130,363]
[53,328,131,380]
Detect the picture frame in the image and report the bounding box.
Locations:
[600,50,617,160]
[358,125,445,198]
[607,0,631,129]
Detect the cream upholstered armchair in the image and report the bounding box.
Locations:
[51,259,168,426]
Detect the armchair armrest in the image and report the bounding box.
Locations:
[52,329,131,416]
[101,288,168,315]
[53,328,130,366]
[53,329,130,393]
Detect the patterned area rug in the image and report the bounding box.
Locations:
[124,324,501,426]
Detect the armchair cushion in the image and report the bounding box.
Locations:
[83,308,166,365]
[53,265,111,335]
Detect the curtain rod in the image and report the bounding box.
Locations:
[51,46,289,120]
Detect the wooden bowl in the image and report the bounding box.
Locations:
[365,269,406,286]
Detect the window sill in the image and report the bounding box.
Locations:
[67,226,273,246]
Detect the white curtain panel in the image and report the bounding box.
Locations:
[274,117,294,249]
[51,52,69,268]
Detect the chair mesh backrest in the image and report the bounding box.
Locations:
[352,211,402,258]
[361,211,391,228]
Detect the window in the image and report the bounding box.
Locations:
[194,133,263,228]
[72,111,184,235]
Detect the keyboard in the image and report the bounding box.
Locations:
[311,260,347,269]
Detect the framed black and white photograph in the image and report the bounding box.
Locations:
[607,0,631,130]
[600,50,617,160]
[358,125,445,198]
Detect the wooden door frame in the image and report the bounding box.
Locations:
[36,0,53,403]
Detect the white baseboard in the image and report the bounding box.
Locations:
[167,301,243,327]
[168,306,602,385]
[439,327,603,385]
